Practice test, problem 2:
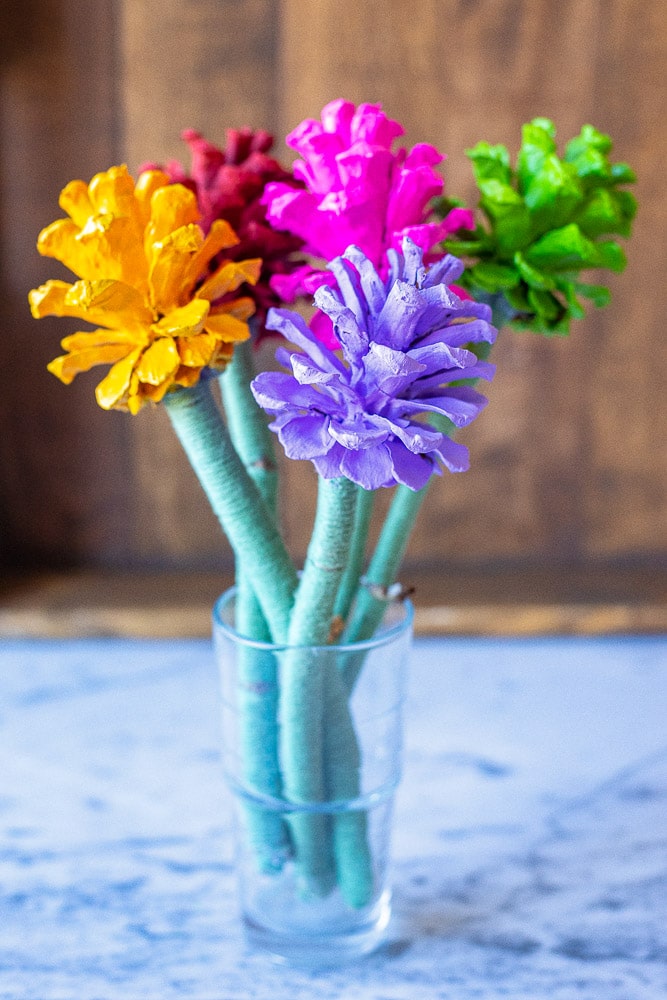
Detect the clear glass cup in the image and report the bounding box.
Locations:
[212,587,413,967]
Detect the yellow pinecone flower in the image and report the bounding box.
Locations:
[29,164,261,413]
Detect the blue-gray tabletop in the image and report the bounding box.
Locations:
[1,634,666,999]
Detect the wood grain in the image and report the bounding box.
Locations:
[0,0,133,567]
[279,0,667,569]
[0,0,664,580]
[1,568,664,638]
[117,0,280,569]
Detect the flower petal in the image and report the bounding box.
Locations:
[391,386,489,427]
[433,435,470,473]
[203,310,251,343]
[133,169,171,224]
[374,280,425,349]
[386,439,437,490]
[58,179,93,227]
[276,414,333,459]
[197,258,261,302]
[313,288,368,362]
[363,342,425,397]
[340,444,395,490]
[148,224,203,312]
[135,337,180,385]
[183,218,240,288]
[328,415,388,450]
[145,182,201,247]
[311,443,348,479]
[386,159,443,235]
[290,354,339,386]
[325,257,369,330]
[94,348,143,410]
[173,365,205,387]
[47,340,136,384]
[208,296,255,322]
[136,379,173,406]
[341,246,386,317]
[29,280,75,319]
[383,418,444,454]
[152,298,209,338]
[36,209,150,291]
[177,332,218,368]
[60,279,153,329]
[87,164,137,218]
[266,308,345,375]
[251,371,338,414]
[59,328,144,352]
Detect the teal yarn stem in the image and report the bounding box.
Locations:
[219,339,278,640]
[333,486,375,627]
[342,481,428,654]
[327,482,382,901]
[287,476,359,646]
[219,339,278,511]
[231,571,292,874]
[341,330,501,666]
[279,476,358,898]
[164,380,298,643]
[322,666,374,908]
[219,342,290,870]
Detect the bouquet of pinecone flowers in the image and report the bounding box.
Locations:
[29,101,636,904]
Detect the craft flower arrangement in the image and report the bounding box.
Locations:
[29,101,636,957]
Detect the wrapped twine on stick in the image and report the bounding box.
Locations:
[29,104,637,913]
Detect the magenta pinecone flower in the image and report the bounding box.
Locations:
[261,100,474,346]
[262,101,473,283]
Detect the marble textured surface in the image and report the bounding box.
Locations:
[1,633,666,999]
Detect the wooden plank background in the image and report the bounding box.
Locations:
[0,0,665,589]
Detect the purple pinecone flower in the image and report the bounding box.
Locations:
[251,238,496,491]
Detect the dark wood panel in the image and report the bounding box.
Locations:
[279,0,667,568]
[118,0,280,569]
[0,0,664,576]
[583,2,667,559]
[0,0,133,568]
[1,567,665,638]
[120,0,279,168]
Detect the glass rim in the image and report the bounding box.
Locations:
[212,585,414,654]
